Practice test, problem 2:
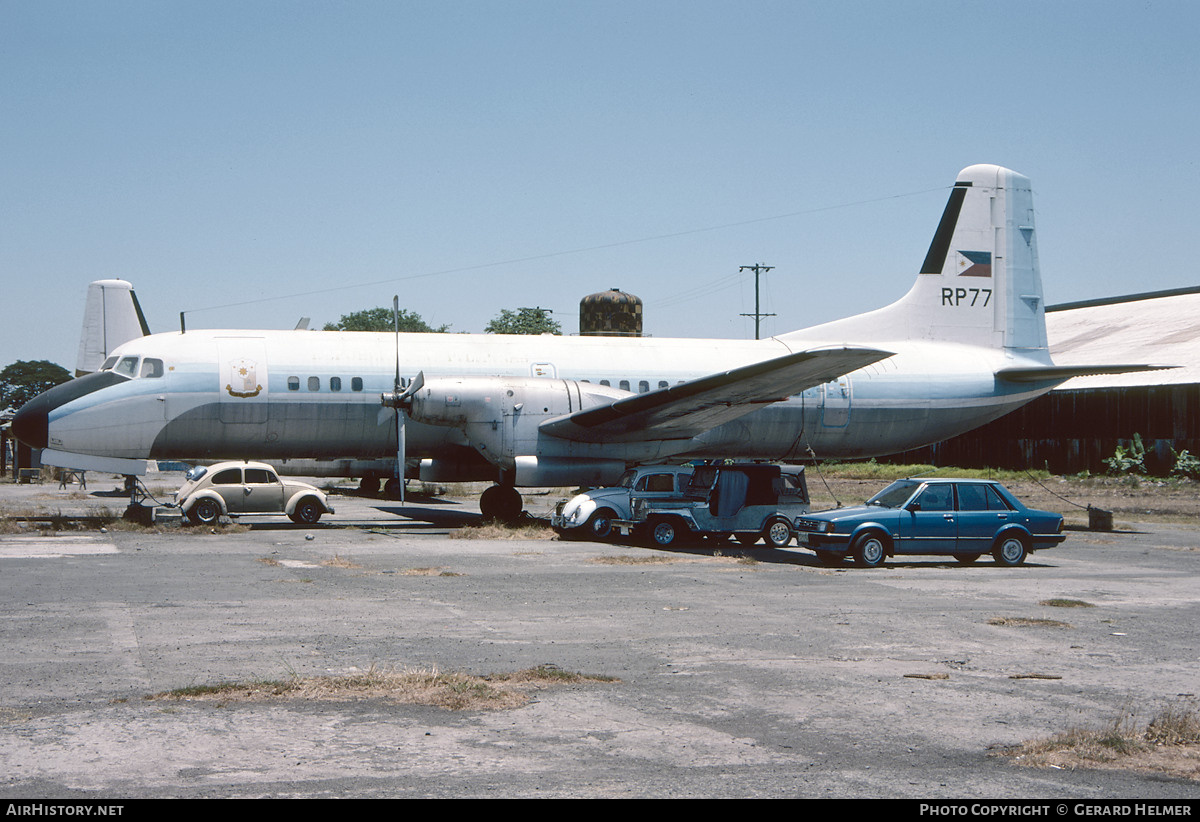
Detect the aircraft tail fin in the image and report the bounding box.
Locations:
[75,279,151,376]
[786,164,1048,356]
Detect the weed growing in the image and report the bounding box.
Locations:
[996,699,1200,780]
[147,663,618,711]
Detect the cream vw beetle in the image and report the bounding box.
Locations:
[176,461,334,525]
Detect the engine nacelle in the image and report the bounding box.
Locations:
[407,376,631,470]
[512,456,625,487]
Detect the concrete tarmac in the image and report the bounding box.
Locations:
[1,481,1198,798]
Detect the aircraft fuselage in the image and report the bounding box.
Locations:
[36,327,1048,472]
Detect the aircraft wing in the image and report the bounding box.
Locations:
[540,346,891,444]
[996,364,1176,383]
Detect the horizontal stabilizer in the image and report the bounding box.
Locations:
[996,364,1177,384]
[540,346,891,443]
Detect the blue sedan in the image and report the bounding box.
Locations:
[793,478,1065,567]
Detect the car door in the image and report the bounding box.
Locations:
[239,467,286,514]
[209,467,246,514]
[898,483,957,553]
[954,483,1013,554]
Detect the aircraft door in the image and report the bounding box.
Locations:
[820,376,851,428]
[217,338,269,425]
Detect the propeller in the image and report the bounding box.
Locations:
[379,296,424,504]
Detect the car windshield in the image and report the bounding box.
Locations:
[616,470,637,489]
[184,466,207,483]
[867,480,921,508]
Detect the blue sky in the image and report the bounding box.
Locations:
[3,0,1197,371]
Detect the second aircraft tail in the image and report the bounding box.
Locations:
[787,164,1049,357]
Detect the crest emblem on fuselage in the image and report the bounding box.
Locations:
[225,358,262,398]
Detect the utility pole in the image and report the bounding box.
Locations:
[739,263,775,340]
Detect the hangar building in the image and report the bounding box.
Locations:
[889,286,1200,474]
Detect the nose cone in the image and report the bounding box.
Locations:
[10,371,127,449]
[11,395,50,449]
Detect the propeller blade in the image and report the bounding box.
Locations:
[393,296,403,504]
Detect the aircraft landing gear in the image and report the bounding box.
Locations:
[479,484,523,522]
[121,474,155,524]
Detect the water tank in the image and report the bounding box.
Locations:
[579,288,643,336]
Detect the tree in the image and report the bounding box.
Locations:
[485,307,562,335]
[323,306,449,333]
[0,360,71,410]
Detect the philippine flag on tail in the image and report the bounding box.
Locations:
[957,250,992,277]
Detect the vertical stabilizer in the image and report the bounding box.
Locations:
[787,164,1049,356]
[75,279,151,376]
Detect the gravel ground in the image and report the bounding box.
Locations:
[0,473,1197,799]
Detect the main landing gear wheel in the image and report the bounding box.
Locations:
[480,485,523,522]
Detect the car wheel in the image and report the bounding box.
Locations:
[851,532,887,568]
[763,518,792,548]
[649,517,683,548]
[584,508,616,541]
[188,498,221,526]
[815,550,844,566]
[954,553,982,565]
[290,497,324,525]
[735,533,759,546]
[992,535,1028,566]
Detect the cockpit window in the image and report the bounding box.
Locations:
[114,357,139,378]
[140,358,164,378]
[100,356,119,371]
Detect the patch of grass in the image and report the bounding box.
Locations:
[147,663,618,711]
[451,520,557,540]
[399,566,463,576]
[1146,700,1200,746]
[589,554,680,565]
[814,460,1050,482]
[996,699,1200,780]
[987,616,1073,628]
[321,554,361,569]
[1039,598,1095,608]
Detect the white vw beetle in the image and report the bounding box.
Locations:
[552,464,694,540]
[175,461,334,525]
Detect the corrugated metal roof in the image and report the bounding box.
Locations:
[1046,289,1200,389]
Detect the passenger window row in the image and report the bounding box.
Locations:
[286,376,365,393]
[586,379,678,393]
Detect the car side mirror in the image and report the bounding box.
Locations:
[906,502,921,512]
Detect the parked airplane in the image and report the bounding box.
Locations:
[66,277,400,490]
[13,164,1160,519]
